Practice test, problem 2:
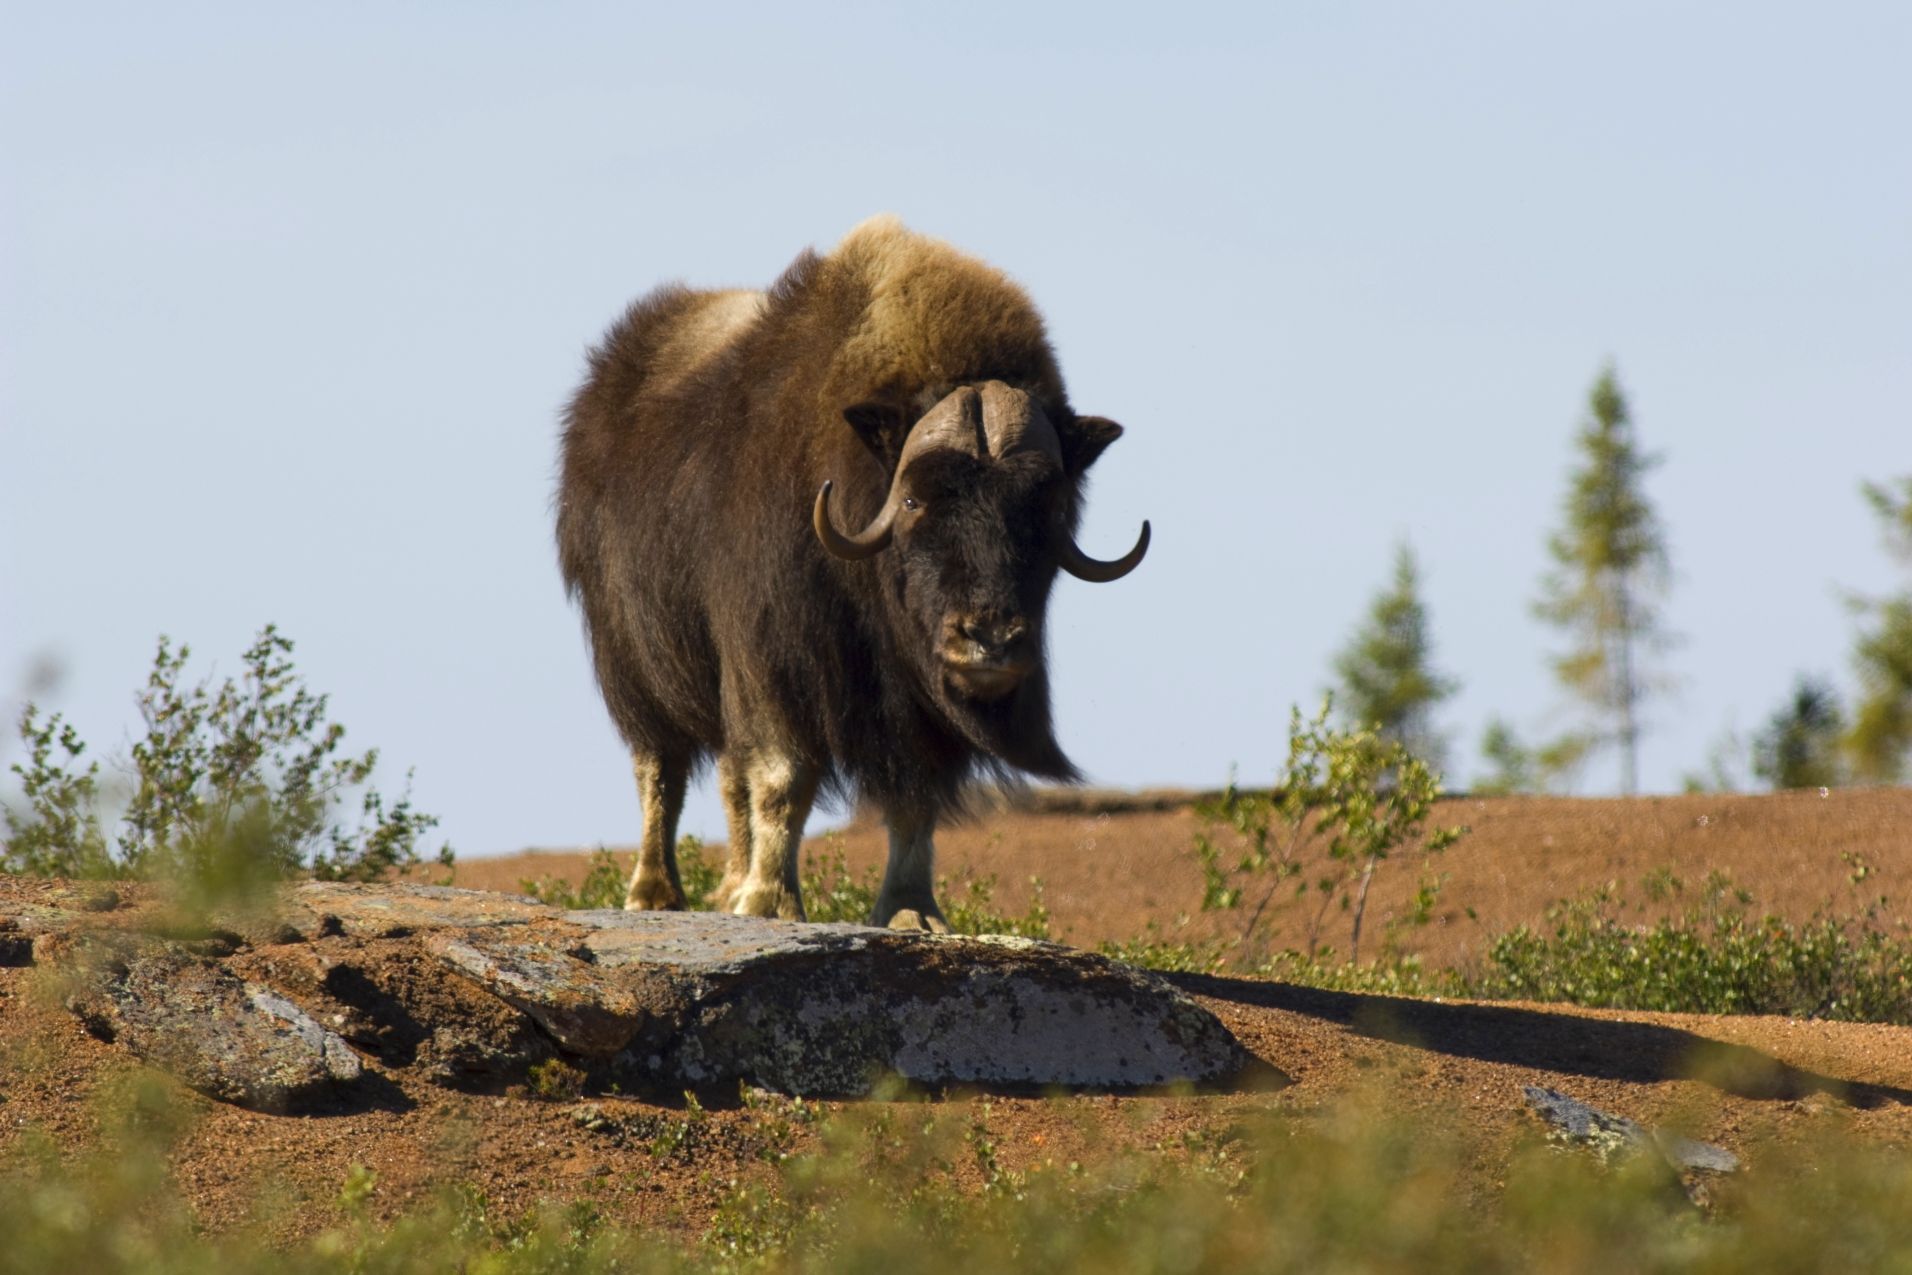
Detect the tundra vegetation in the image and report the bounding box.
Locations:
[13,1069,1912,1271]
[4,626,449,908]
[523,835,1054,941]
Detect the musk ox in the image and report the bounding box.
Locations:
[556,216,1147,930]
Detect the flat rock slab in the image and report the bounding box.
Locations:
[299,884,1270,1095]
[292,882,553,936]
[33,883,1272,1103]
[574,909,1266,1094]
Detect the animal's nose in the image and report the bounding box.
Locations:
[959,615,1028,654]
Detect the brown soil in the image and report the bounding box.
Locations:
[7,789,1912,1243]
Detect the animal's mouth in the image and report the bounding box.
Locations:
[943,659,1029,701]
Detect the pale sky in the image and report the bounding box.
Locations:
[4,3,1908,858]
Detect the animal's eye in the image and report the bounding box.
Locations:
[903,497,921,512]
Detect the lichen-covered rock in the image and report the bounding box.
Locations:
[567,908,1267,1095]
[62,933,361,1111]
[37,882,1271,1104]
[1522,1085,1739,1174]
[396,891,1263,1095]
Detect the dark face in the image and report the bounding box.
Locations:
[884,448,1066,704]
[812,381,1145,774]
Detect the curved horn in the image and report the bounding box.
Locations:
[813,480,896,561]
[1059,519,1151,583]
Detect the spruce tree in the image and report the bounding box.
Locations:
[1473,718,1533,796]
[1332,542,1457,766]
[1472,718,1593,796]
[1533,364,1674,795]
[1846,477,1912,782]
[1751,675,1846,790]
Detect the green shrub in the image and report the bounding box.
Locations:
[799,838,1052,937]
[1257,950,1465,998]
[521,846,632,910]
[799,837,879,924]
[1476,876,1912,1023]
[1099,920,1235,975]
[526,1058,587,1102]
[941,871,1052,940]
[525,837,873,919]
[4,626,449,897]
[1163,860,1912,1024]
[3,706,112,877]
[1197,697,1466,965]
[522,836,719,911]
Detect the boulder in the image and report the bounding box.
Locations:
[35,882,1272,1103]
[287,886,1271,1094]
[1522,1085,1739,1174]
[540,908,1261,1094]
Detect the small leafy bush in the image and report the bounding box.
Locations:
[798,838,879,924]
[3,626,449,894]
[1197,697,1466,964]
[1098,920,1234,974]
[526,1058,587,1102]
[4,708,113,877]
[801,839,1053,937]
[942,871,1052,940]
[522,837,719,911]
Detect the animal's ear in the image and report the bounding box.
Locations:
[1059,414,1124,475]
[842,402,910,471]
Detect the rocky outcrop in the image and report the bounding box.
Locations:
[1522,1085,1739,1174]
[12,882,1272,1108]
[55,929,362,1111]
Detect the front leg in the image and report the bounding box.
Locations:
[872,807,949,933]
[729,752,819,921]
[710,753,752,911]
[623,754,689,910]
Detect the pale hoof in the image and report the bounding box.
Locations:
[731,883,805,922]
[710,868,747,911]
[624,875,686,912]
[879,906,950,935]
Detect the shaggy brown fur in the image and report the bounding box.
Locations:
[556,216,1135,924]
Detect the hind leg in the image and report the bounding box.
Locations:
[623,753,690,911]
[728,751,820,921]
[710,753,752,911]
[872,805,949,933]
